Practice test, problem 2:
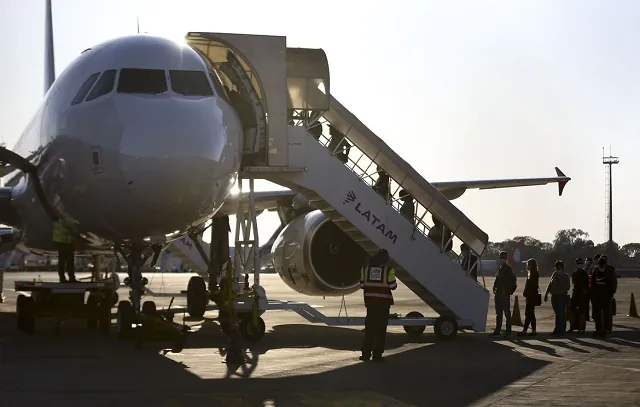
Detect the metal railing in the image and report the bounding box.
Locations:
[289,109,487,288]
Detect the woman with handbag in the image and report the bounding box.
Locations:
[518,258,541,337]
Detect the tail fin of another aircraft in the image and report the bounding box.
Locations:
[44,0,55,94]
[508,239,525,266]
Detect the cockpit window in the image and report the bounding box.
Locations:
[85,69,116,101]
[169,70,213,96]
[70,72,100,105]
[117,69,167,94]
[209,71,229,100]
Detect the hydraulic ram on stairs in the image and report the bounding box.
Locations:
[268,126,490,331]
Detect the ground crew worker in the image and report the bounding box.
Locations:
[544,260,571,335]
[569,258,589,333]
[491,251,517,338]
[53,218,76,283]
[359,248,397,362]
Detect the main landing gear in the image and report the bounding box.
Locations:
[115,243,188,352]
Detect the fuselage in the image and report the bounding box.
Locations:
[3,35,243,253]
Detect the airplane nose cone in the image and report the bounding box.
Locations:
[118,96,242,235]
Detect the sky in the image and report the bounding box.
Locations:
[0,0,638,246]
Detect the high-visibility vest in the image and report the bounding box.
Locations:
[53,220,72,244]
[360,264,397,305]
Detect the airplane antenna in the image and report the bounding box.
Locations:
[137,16,140,34]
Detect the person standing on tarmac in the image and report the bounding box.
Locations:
[359,248,397,362]
[591,255,616,338]
[53,218,77,283]
[490,251,517,338]
[584,256,594,321]
[518,258,540,337]
[544,260,571,335]
[568,258,590,333]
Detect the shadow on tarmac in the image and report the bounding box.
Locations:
[0,310,555,407]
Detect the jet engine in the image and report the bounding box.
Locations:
[271,210,369,296]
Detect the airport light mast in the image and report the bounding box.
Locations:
[603,147,619,258]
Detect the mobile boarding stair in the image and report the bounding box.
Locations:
[176,32,490,340]
[264,101,491,339]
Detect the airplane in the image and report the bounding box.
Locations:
[0,1,570,315]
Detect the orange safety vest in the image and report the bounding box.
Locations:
[360,264,397,306]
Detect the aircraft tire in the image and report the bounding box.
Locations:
[116,300,134,340]
[17,294,36,334]
[403,311,426,338]
[239,316,266,342]
[142,300,157,316]
[434,316,458,340]
[187,276,207,319]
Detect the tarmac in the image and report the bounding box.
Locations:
[1,271,640,406]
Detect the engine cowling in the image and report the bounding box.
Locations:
[271,209,369,296]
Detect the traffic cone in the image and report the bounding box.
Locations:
[511,296,523,326]
[628,293,639,318]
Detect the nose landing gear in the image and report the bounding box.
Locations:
[116,243,187,351]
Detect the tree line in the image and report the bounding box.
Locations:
[484,228,640,275]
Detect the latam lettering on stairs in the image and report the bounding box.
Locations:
[343,190,398,244]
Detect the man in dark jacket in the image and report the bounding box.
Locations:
[569,258,589,333]
[591,256,616,338]
[490,251,516,338]
[545,260,571,335]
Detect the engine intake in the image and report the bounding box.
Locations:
[271,210,368,296]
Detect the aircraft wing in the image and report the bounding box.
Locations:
[216,167,570,215]
[432,167,570,200]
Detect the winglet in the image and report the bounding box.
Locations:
[555,167,569,196]
[44,0,55,94]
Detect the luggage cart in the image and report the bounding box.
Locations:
[14,280,117,335]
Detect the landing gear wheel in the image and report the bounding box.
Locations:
[116,300,134,340]
[172,329,188,353]
[403,311,426,338]
[98,300,111,335]
[86,295,99,331]
[239,316,266,342]
[110,292,119,307]
[186,276,207,318]
[434,316,458,341]
[16,294,35,334]
[142,300,157,316]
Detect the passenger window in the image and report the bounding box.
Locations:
[169,70,213,96]
[85,69,116,101]
[70,73,100,105]
[117,68,167,94]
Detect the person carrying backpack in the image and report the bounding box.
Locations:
[545,260,571,335]
[490,251,517,338]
